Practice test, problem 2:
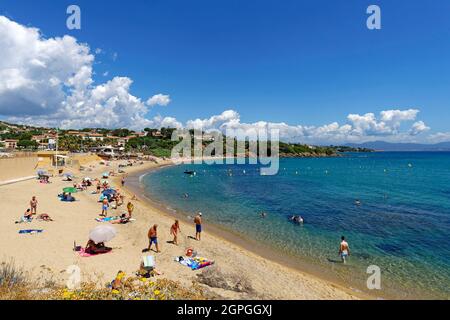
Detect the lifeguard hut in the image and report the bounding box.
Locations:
[36,151,71,175]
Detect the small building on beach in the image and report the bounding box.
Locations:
[36,151,71,170]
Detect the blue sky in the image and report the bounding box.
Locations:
[1,0,450,143]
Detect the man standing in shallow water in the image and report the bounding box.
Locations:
[194,212,202,241]
[339,236,350,263]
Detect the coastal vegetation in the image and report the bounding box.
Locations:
[0,121,372,156]
[0,259,210,300]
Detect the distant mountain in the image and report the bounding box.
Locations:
[345,141,450,151]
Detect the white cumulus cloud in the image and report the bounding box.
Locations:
[409,121,430,136]
[146,94,171,107]
[0,15,162,130]
[0,16,443,144]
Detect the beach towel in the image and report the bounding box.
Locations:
[78,247,112,258]
[95,216,136,223]
[95,216,121,222]
[19,229,43,234]
[176,256,214,270]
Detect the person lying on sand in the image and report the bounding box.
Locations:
[85,240,112,255]
[37,213,53,222]
[111,214,131,224]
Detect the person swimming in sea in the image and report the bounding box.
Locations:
[355,199,361,206]
[290,215,304,224]
[260,212,267,218]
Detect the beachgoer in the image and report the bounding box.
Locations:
[170,220,181,245]
[111,271,126,290]
[101,197,109,217]
[147,224,160,253]
[30,196,38,215]
[114,192,120,208]
[355,199,361,206]
[339,236,350,264]
[85,240,111,254]
[121,177,125,187]
[16,209,33,224]
[194,213,202,241]
[260,212,267,218]
[127,201,134,218]
[111,214,130,224]
[290,215,304,224]
[37,213,53,221]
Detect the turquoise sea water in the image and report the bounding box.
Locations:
[141,152,450,299]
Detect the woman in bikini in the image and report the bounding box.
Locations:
[170,220,181,245]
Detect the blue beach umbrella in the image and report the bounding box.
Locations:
[102,189,116,199]
[103,188,116,195]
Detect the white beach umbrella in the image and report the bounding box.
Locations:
[89,225,117,243]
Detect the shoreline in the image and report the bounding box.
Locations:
[120,160,373,300]
[0,157,365,300]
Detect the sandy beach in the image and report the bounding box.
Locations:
[0,158,363,300]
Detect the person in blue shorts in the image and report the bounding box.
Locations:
[147,224,160,253]
[194,212,203,241]
[339,236,350,264]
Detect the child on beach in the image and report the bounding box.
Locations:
[30,196,38,215]
[127,201,134,218]
[101,197,109,217]
[170,220,181,245]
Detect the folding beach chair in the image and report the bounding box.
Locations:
[142,255,155,271]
